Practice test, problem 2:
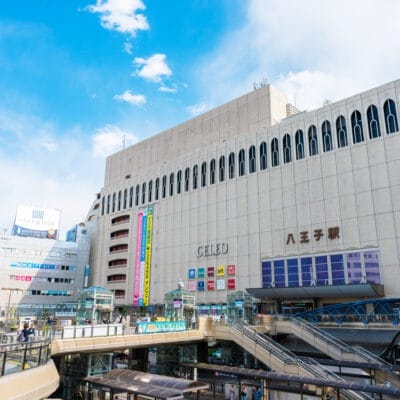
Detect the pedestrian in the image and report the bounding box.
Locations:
[240,384,247,400]
[17,323,35,342]
[255,387,262,400]
[229,384,235,400]
[191,314,196,329]
[220,313,226,324]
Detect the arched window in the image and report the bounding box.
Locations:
[184,168,190,191]
[210,159,216,184]
[295,130,304,160]
[162,175,167,198]
[129,186,134,208]
[112,192,116,212]
[177,170,182,194]
[123,189,127,209]
[229,152,235,179]
[117,190,122,211]
[271,138,279,166]
[283,134,292,163]
[322,120,333,152]
[259,142,267,170]
[308,125,318,156]
[148,180,153,202]
[351,110,364,143]
[249,145,256,173]
[193,165,198,189]
[169,173,174,196]
[201,162,207,187]
[367,104,381,139]
[107,194,110,214]
[155,178,159,200]
[135,185,139,206]
[101,196,105,216]
[141,182,146,204]
[384,99,399,134]
[219,156,225,182]
[336,116,348,148]
[238,149,245,176]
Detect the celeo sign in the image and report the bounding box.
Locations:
[196,242,228,258]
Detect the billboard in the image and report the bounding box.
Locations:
[12,205,60,239]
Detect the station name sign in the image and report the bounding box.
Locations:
[196,242,228,258]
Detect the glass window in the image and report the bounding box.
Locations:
[118,191,122,211]
[129,186,134,208]
[283,134,292,163]
[219,156,225,182]
[169,173,174,196]
[308,125,318,156]
[367,104,381,139]
[193,165,198,189]
[101,196,105,215]
[148,180,153,202]
[287,259,299,287]
[351,110,364,143]
[135,185,139,206]
[112,192,116,212]
[249,146,256,173]
[141,182,146,204]
[316,256,329,285]
[295,130,304,160]
[201,162,207,187]
[383,99,398,134]
[274,260,285,287]
[123,189,127,209]
[260,142,267,170]
[262,261,273,288]
[162,175,167,198]
[347,252,362,283]
[301,257,313,286]
[228,152,235,179]
[271,138,279,166]
[107,194,110,214]
[336,116,348,148]
[210,159,216,184]
[364,250,380,284]
[322,120,333,152]
[330,254,345,285]
[185,168,190,191]
[177,170,182,194]
[155,178,159,200]
[239,149,245,176]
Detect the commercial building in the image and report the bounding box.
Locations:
[88,79,400,314]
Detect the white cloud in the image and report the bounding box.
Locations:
[92,124,139,157]
[86,0,149,36]
[133,53,172,83]
[114,90,146,106]
[39,141,58,152]
[194,0,400,111]
[124,41,133,54]
[186,101,213,116]
[159,84,177,94]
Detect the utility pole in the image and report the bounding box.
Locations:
[1,287,22,322]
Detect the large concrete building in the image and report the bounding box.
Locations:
[88,79,400,314]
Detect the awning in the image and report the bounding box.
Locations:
[246,283,384,299]
[84,369,209,400]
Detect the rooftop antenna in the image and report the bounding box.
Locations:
[253,77,268,90]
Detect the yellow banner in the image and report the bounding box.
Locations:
[217,265,225,277]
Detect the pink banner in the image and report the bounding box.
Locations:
[133,212,143,306]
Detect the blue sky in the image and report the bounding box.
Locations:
[1,0,400,237]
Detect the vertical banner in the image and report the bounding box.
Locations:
[133,206,154,307]
[143,206,153,305]
[133,212,143,306]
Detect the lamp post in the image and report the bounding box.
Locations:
[177,281,184,320]
[1,287,23,323]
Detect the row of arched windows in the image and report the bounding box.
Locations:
[101,98,399,216]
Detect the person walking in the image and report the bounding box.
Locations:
[17,323,35,342]
[240,384,247,400]
[229,384,235,400]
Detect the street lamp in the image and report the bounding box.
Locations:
[177,281,184,320]
[1,287,23,322]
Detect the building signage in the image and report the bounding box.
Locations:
[286,226,340,245]
[196,242,228,257]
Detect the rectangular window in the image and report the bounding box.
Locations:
[262,261,272,288]
[287,258,299,287]
[316,256,328,285]
[364,250,380,283]
[301,257,313,286]
[347,252,362,283]
[274,260,285,287]
[330,254,345,285]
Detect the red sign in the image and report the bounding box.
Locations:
[227,265,236,276]
[207,280,215,291]
[207,266,214,277]
[227,278,236,290]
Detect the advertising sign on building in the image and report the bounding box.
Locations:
[12,205,60,239]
